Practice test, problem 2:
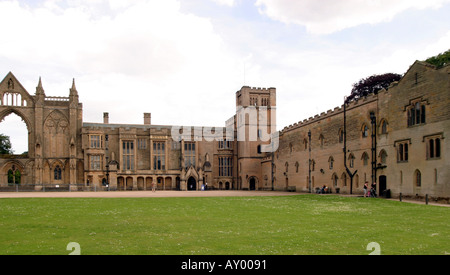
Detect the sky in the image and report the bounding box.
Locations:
[0,0,449,154]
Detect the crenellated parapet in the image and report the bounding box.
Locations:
[280,92,378,135]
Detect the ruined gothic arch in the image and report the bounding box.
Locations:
[0,108,33,131]
[0,72,83,189]
[0,76,34,108]
[0,108,33,155]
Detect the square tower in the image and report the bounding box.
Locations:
[235,86,277,190]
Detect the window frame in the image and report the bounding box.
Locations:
[122,140,135,171]
[89,134,103,149]
[424,134,443,160]
[90,155,102,171]
[184,142,196,167]
[362,124,369,138]
[153,141,166,170]
[407,100,426,127]
[395,140,410,163]
[54,165,62,181]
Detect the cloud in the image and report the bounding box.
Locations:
[255,0,450,34]
[0,0,242,127]
[211,0,236,7]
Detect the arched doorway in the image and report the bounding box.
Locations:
[126,177,133,191]
[249,177,256,191]
[117,177,125,190]
[379,175,387,197]
[188,177,197,191]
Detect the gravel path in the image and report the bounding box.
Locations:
[0,190,299,199]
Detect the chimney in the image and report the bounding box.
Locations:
[103,112,109,124]
[144,113,151,125]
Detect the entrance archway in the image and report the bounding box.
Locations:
[249,177,256,190]
[188,177,197,191]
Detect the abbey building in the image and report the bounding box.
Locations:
[0,60,449,201]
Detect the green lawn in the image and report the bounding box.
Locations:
[0,195,448,255]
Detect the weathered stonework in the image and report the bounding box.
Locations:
[0,60,449,201]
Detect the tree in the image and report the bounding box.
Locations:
[0,134,14,155]
[425,49,450,69]
[346,73,402,104]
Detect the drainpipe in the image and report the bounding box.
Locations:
[344,97,357,194]
[370,111,377,188]
[308,130,312,193]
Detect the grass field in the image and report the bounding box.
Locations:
[0,195,448,255]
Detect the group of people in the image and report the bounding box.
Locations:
[317,185,329,194]
[316,181,377,197]
[150,182,209,192]
[364,181,377,198]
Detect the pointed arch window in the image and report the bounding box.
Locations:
[54,165,62,181]
[8,78,14,89]
[341,173,347,187]
[328,156,334,170]
[380,119,388,134]
[332,173,338,187]
[362,152,369,166]
[379,150,388,164]
[349,154,355,168]
[319,134,325,148]
[7,168,21,185]
[338,129,344,143]
[362,124,369,138]
[415,170,422,187]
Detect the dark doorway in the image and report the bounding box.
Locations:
[249,177,256,190]
[379,175,387,196]
[188,177,196,191]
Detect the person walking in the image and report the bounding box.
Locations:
[152,180,156,193]
[364,181,368,197]
[371,182,377,198]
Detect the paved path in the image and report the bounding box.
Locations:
[0,190,299,199]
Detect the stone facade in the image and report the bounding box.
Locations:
[0,73,83,190]
[273,61,449,200]
[0,60,449,200]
